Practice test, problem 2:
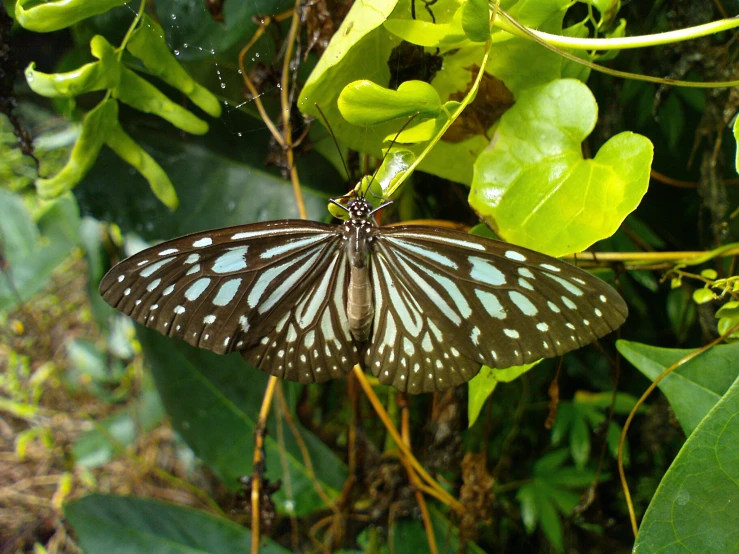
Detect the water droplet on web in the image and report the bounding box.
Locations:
[210,49,215,55]
[174,50,180,56]
[255,53,260,58]
[237,132,242,137]
[171,14,177,19]
[237,69,243,75]
[26,72,33,82]
[220,83,226,89]
[183,43,189,48]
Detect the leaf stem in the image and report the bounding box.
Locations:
[494,13,739,50]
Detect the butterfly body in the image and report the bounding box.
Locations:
[343,198,379,342]
[100,196,628,394]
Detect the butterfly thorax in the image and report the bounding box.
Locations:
[343,198,376,343]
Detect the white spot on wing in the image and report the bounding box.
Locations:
[469,257,506,285]
[213,278,242,306]
[185,254,200,264]
[185,278,211,301]
[504,328,520,339]
[537,322,549,332]
[212,246,248,273]
[203,314,216,324]
[140,257,174,277]
[147,278,161,291]
[159,248,179,256]
[174,305,185,314]
[505,250,527,262]
[193,237,212,247]
[509,291,537,316]
[476,290,506,320]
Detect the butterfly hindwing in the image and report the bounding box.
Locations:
[238,245,359,384]
[365,226,628,393]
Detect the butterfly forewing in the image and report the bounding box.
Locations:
[99,221,348,362]
[365,226,628,393]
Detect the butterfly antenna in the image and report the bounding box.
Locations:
[366,112,419,200]
[314,104,352,185]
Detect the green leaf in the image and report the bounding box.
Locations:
[515,450,598,553]
[0,187,39,263]
[462,0,491,42]
[384,12,467,47]
[75,127,336,240]
[692,288,714,305]
[634,372,739,553]
[72,386,165,468]
[0,191,80,313]
[36,99,113,199]
[113,66,208,135]
[126,14,221,118]
[338,80,442,126]
[104,121,178,210]
[137,326,346,515]
[65,494,291,553]
[470,79,653,256]
[16,0,126,32]
[617,340,739,435]
[391,507,487,553]
[25,53,120,98]
[300,0,403,157]
[467,362,538,427]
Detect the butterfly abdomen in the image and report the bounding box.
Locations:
[347,263,374,342]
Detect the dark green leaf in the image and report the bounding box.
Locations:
[635,373,739,553]
[137,326,346,515]
[617,340,739,435]
[65,494,290,553]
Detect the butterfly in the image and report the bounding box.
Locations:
[99,195,628,394]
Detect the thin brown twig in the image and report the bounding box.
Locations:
[618,321,739,538]
[399,396,438,554]
[281,0,308,220]
[351,365,465,513]
[251,376,279,554]
[238,18,286,149]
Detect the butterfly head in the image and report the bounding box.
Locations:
[342,198,375,267]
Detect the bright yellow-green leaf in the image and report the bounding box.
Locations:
[36,99,114,198]
[384,11,467,47]
[127,15,221,118]
[462,0,490,42]
[468,362,539,426]
[692,288,714,305]
[113,67,208,135]
[700,268,718,279]
[469,79,653,257]
[106,122,178,210]
[16,0,126,32]
[338,80,442,126]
